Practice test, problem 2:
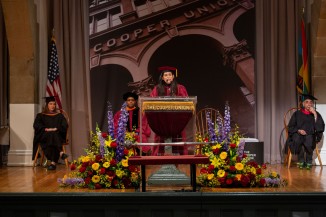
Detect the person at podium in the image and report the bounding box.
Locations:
[114,92,151,155]
[150,66,189,155]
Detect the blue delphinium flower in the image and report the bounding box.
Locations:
[97,132,105,158]
[224,102,231,140]
[236,139,245,158]
[116,102,128,161]
[107,101,115,139]
[206,111,217,142]
[217,114,224,143]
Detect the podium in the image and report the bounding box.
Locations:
[138,96,197,186]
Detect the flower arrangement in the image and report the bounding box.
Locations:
[196,102,287,188]
[58,102,141,189]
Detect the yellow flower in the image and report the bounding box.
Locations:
[81,156,90,163]
[207,173,214,180]
[116,169,124,178]
[235,163,244,171]
[103,162,110,168]
[212,144,222,149]
[62,175,68,184]
[131,172,139,182]
[219,152,228,160]
[92,175,100,183]
[121,159,129,167]
[217,169,225,177]
[211,157,219,167]
[235,174,242,181]
[92,163,100,171]
[250,167,256,174]
[271,171,278,178]
[105,140,112,147]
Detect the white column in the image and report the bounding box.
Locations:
[8,104,36,166]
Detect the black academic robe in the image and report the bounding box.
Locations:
[32,112,68,160]
[286,109,325,154]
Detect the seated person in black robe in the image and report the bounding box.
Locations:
[32,96,68,170]
[286,94,325,169]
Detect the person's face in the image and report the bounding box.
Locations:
[126,97,136,108]
[303,99,313,110]
[47,101,56,112]
[162,71,174,84]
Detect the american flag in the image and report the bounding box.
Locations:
[46,36,62,109]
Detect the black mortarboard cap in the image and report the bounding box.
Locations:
[122,92,138,101]
[158,66,178,77]
[44,96,56,103]
[302,94,317,101]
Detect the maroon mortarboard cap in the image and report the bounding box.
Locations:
[158,66,178,77]
[44,96,56,103]
[302,94,317,101]
[122,92,138,101]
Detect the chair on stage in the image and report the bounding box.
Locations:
[283,107,322,168]
[33,109,69,168]
[195,108,222,155]
[196,108,223,138]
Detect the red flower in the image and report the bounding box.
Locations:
[123,149,129,155]
[229,166,236,172]
[240,175,250,187]
[70,164,76,170]
[134,135,139,141]
[208,165,215,173]
[262,164,267,169]
[260,178,266,186]
[110,141,117,149]
[113,179,119,186]
[213,148,220,155]
[122,177,131,187]
[107,170,115,177]
[79,166,86,173]
[82,162,89,167]
[200,168,208,174]
[101,132,108,138]
[203,138,209,142]
[243,154,247,158]
[128,165,138,172]
[88,170,93,176]
[110,159,117,167]
[99,167,106,174]
[236,156,242,162]
[95,183,102,189]
[218,178,226,185]
[256,168,262,175]
[247,161,258,168]
[229,143,236,149]
[84,177,91,185]
[95,155,102,162]
[226,178,233,185]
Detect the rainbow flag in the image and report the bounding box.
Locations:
[296,17,310,95]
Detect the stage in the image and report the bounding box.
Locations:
[0,164,326,217]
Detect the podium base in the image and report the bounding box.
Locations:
[148,164,190,185]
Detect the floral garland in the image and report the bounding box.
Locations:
[197,103,287,188]
[58,102,140,189]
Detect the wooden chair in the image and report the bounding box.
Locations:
[33,109,69,167]
[196,108,223,138]
[284,107,322,168]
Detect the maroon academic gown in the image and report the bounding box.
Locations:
[113,107,151,153]
[150,84,188,155]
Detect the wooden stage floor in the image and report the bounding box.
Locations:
[0,163,325,193]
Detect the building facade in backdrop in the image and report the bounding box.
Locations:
[89,0,256,137]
